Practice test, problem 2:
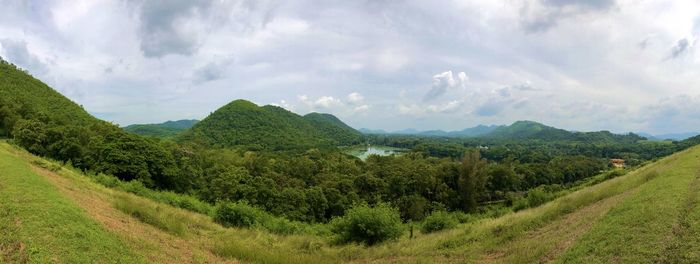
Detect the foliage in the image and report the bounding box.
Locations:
[303,112,363,146]
[114,195,189,236]
[89,172,214,215]
[421,211,458,233]
[177,100,363,150]
[0,144,144,263]
[215,201,263,228]
[330,203,404,245]
[123,119,198,139]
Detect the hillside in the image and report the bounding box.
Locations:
[302,113,363,145]
[0,59,184,189]
[0,60,97,136]
[4,139,700,263]
[178,100,362,150]
[123,119,199,139]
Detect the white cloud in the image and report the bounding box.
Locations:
[2,0,700,133]
[427,100,462,113]
[314,96,341,109]
[423,70,469,101]
[353,104,370,113]
[347,92,364,104]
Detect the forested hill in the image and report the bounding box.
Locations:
[485,120,645,142]
[303,112,363,144]
[123,119,199,139]
[0,60,97,135]
[0,59,182,189]
[362,121,644,142]
[177,99,362,150]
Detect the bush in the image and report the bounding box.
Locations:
[526,188,551,208]
[93,173,121,188]
[512,197,529,212]
[421,211,458,233]
[214,201,263,228]
[214,201,312,235]
[330,203,403,245]
[119,180,150,197]
[453,211,478,224]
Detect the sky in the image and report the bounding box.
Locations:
[1,0,700,134]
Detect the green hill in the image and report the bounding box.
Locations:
[485,120,571,139]
[484,120,645,142]
[123,119,199,139]
[0,59,179,189]
[302,112,363,145]
[178,100,362,150]
[0,60,96,136]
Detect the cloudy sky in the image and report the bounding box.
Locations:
[1,0,700,134]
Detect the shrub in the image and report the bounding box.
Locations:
[214,201,264,228]
[526,188,551,208]
[421,211,458,233]
[512,197,529,212]
[263,217,304,235]
[452,211,478,224]
[119,180,150,197]
[330,203,403,245]
[93,173,121,188]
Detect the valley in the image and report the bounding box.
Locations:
[2,44,700,263]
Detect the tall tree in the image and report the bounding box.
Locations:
[458,150,489,212]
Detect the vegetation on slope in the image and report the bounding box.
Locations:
[0,144,143,263]
[303,112,363,145]
[123,119,199,139]
[0,59,183,190]
[5,140,700,263]
[178,100,362,150]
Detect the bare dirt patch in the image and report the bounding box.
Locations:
[477,190,635,264]
[30,165,237,264]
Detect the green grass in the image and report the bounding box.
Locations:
[556,150,700,263]
[0,144,144,263]
[113,194,212,237]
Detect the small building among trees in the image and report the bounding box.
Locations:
[611,159,626,168]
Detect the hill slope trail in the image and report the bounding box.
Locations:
[0,143,236,263]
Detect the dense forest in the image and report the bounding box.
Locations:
[177,100,363,150]
[2,58,698,227]
[123,119,199,139]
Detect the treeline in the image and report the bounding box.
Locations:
[0,99,612,223]
[368,134,683,166]
[1,58,694,226]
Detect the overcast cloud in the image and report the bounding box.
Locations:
[1,0,700,134]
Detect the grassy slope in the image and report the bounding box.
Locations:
[0,144,143,263]
[2,140,700,263]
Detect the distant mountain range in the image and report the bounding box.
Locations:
[636,132,700,141]
[361,121,646,142]
[124,119,199,138]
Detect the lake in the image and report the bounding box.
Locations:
[345,145,406,160]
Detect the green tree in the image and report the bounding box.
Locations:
[458,150,489,212]
[13,119,48,155]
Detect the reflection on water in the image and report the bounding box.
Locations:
[348,145,404,160]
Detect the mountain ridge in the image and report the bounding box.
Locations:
[123,119,199,139]
[178,99,362,150]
